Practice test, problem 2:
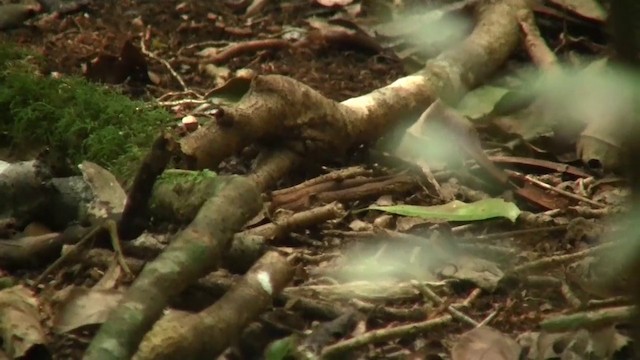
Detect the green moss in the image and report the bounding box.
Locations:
[158,169,217,185]
[0,42,173,180]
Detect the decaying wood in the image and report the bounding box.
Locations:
[84,0,530,359]
[84,176,262,360]
[0,160,54,226]
[0,233,62,269]
[118,133,172,240]
[148,169,221,224]
[270,173,419,211]
[179,0,526,173]
[133,251,293,360]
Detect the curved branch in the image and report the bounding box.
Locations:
[179,0,527,170]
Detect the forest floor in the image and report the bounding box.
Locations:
[0,0,634,359]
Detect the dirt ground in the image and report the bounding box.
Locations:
[2,0,405,101]
[0,0,635,359]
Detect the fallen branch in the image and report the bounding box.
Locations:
[271,173,418,211]
[83,1,530,358]
[206,39,291,64]
[179,0,527,170]
[133,251,294,359]
[84,176,262,360]
[540,306,634,332]
[321,315,453,358]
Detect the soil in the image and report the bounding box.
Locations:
[2,0,405,101]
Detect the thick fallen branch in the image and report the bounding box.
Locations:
[180,0,526,171]
[84,176,262,360]
[133,251,294,360]
[83,1,529,358]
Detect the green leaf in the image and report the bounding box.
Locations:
[265,336,295,360]
[363,198,521,223]
[456,85,510,120]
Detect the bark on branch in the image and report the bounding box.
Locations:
[180,0,526,170]
[84,176,262,360]
[83,1,529,358]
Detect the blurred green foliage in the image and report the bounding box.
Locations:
[0,42,172,180]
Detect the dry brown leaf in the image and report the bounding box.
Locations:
[0,285,49,358]
[438,256,504,292]
[451,326,521,360]
[52,286,124,334]
[519,328,630,359]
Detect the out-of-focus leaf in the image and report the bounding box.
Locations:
[492,89,536,116]
[395,100,511,185]
[265,336,296,360]
[362,198,521,222]
[456,85,510,120]
[38,0,91,14]
[307,18,383,53]
[576,133,623,172]
[547,0,606,22]
[0,4,39,30]
[534,65,637,172]
[372,2,472,65]
[451,326,521,360]
[491,106,555,143]
[439,256,504,292]
[315,0,353,6]
[205,77,252,105]
[517,328,630,359]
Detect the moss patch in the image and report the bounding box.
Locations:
[0,42,173,180]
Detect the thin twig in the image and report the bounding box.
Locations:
[477,309,499,327]
[320,315,452,358]
[34,225,102,286]
[139,27,190,92]
[524,174,606,208]
[105,219,133,278]
[510,242,614,274]
[412,280,479,327]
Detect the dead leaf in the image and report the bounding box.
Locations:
[451,326,521,360]
[315,0,354,7]
[396,100,510,184]
[547,0,606,22]
[0,286,49,358]
[518,328,630,359]
[52,286,124,333]
[79,161,127,221]
[577,119,627,172]
[439,255,504,292]
[204,76,252,104]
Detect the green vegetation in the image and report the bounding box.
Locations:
[0,42,173,180]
